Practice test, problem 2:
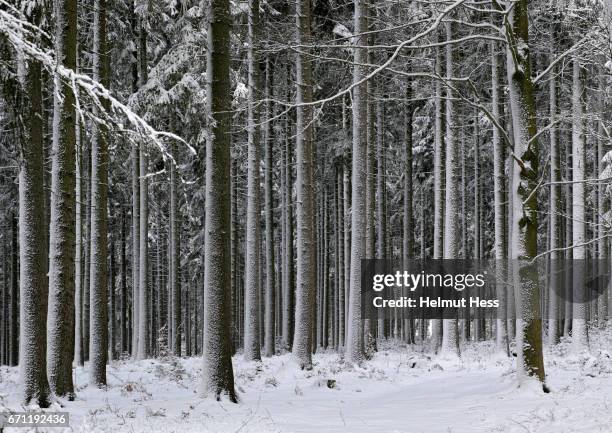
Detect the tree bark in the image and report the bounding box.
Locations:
[89,0,110,386]
[244,0,263,362]
[18,5,51,404]
[506,0,547,388]
[293,0,316,369]
[47,0,78,398]
[346,0,367,362]
[202,0,237,402]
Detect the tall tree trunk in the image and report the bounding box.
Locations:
[121,210,128,354]
[18,5,51,404]
[202,0,237,402]
[130,10,141,355]
[170,141,181,356]
[263,58,276,357]
[9,215,17,367]
[293,0,316,369]
[47,0,77,398]
[431,35,444,349]
[441,21,459,357]
[83,143,91,361]
[109,234,116,360]
[506,0,547,389]
[89,0,110,385]
[346,0,367,362]
[74,88,84,367]
[547,55,561,346]
[571,55,588,351]
[376,99,387,340]
[337,165,345,348]
[282,76,295,351]
[403,84,414,263]
[136,21,149,360]
[244,0,262,362]
[492,39,508,353]
[131,145,140,356]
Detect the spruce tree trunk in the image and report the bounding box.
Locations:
[74,102,84,367]
[441,21,459,357]
[293,0,316,369]
[282,88,295,351]
[131,143,140,356]
[47,0,77,398]
[137,142,149,360]
[121,210,128,354]
[403,84,414,263]
[18,6,51,404]
[89,0,110,386]
[571,55,588,351]
[9,215,17,367]
[376,99,387,339]
[83,144,91,361]
[244,0,262,362]
[202,0,237,402]
[0,248,4,365]
[337,166,345,348]
[506,0,546,388]
[136,22,150,360]
[263,58,276,357]
[346,0,367,362]
[492,39,508,353]
[548,56,561,346]
[170,141,181,356]
[431,36,444,350]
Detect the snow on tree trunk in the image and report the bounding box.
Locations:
[345,0,367,363]
[121,210,128,354]
[74,103,84,367]
[343,157,351,343]
[431,36,444,349]
[89,0,110,386]
[571,55,589,352]
[441,21,459,358]
[292,0,316,369]
[597,90,608,323]
[244,0,262,362]
[137,144,149,360]
[109,234,116,360]
[337,165,345,348]
[131,143,140,356]
[170,141,181,356]
[18,7,51,404]
[403,83,414,264]
[506,0,547,389]
[134,21,150,361]
[491,39,508,354]
[201,0,237,402]
[547,56,561,346]
[47,0,77,399]
[264,58,276,358]
[376,99,387,340]
[282,96,295,351]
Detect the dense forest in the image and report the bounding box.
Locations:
[1,0,612,431]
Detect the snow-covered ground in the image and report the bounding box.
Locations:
[2,329,612,433]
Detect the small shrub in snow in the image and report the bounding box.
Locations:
[264,377,279,387]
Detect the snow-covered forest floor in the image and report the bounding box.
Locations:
[2,328,612,433]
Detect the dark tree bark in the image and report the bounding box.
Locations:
[17,4,51,404]
[201,0,237,402]
[47,0,78,398]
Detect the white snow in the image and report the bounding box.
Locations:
[3,328,612,433]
